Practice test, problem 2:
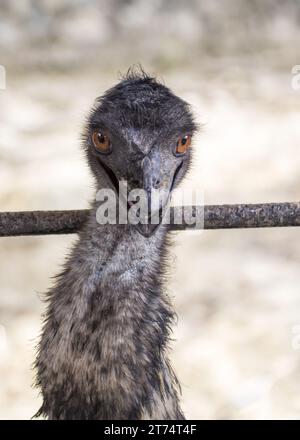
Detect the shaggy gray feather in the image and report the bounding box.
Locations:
[35,68,197,420]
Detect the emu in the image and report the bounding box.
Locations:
[35,70,197,420]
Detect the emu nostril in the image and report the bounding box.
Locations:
[153,178,160,188]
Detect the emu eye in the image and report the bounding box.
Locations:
[92,130,111,154]
[175,135,191,155]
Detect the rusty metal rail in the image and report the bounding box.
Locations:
[0,202,300,237]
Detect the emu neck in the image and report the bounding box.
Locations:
[77,204,169,302]
[36,203,182,420]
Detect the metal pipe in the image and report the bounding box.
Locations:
[1,202,300,237]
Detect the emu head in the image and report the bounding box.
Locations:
[84,71,197,236]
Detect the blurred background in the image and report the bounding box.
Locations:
[1,0,300,419]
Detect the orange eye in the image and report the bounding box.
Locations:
[176,135,191,155]
[92,130,111,153]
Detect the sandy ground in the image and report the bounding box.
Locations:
[1,66,300,419]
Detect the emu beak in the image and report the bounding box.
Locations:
[134,151,170,237]
[136,222,160,237]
